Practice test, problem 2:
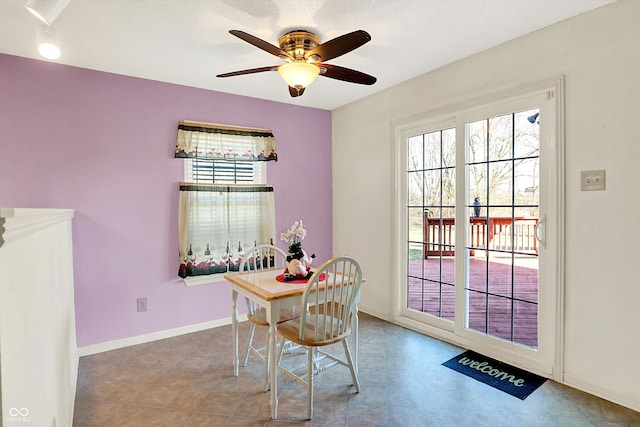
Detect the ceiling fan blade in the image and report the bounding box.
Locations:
[288,86,305,97]
[319,63,377,85]
[216,66,279,78]
[229,30,292,60]
[306,30,371,62]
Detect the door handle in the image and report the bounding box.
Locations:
[534,216,545,249]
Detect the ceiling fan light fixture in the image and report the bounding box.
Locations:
[277,62,320,89]
[24,0,71,26]
[219,29,376,97]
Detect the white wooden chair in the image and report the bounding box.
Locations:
[276,256,363,419]
[239,243,299,391]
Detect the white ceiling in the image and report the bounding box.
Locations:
[0,0,616,110]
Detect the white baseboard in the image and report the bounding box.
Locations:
[391,314,640,413]
[77,314,248,357]
[358,305,392,322]
[563,373,640,413]
[76,311,639,413]
[79,308,381,358]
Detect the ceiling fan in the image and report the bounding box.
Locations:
[216,29,377,97]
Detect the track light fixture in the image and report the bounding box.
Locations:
[37,25,61,59]
[24,0,70,60]
[24,0,70,26]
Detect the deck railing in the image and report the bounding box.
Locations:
[424,216,539,258]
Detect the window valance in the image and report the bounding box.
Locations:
[175,121,277,161]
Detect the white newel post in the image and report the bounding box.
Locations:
[0,208,77,427]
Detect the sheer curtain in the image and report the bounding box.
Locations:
[177,184,275,278]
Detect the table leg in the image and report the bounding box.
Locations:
[231,288,239,376]
[268,306,278,419]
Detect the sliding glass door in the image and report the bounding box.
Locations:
[397,80,562,376]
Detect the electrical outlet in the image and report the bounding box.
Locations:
[137,297,147,312]
[580,170,606,191]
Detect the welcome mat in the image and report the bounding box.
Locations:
[442,350,546,400]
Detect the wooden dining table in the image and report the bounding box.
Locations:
[225,268,359,420]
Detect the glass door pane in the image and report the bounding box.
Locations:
[465,110,540,348]
[406,128,456,320]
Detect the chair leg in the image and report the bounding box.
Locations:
[307,346,314,419]
[276,336,286,365]
[243,323,256,367]
[263,331,270,392]
[342,339,360,392]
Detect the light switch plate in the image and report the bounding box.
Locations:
[580,170,606,191]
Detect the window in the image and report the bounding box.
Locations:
[176,121,277,281]
[185,158,265,184]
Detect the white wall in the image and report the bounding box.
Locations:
[0,208,77,427]
[332,0,640,411]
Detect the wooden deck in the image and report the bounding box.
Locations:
[407,257,539,348]
[423,216,539,258]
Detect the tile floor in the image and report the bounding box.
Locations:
[73,313,640,426]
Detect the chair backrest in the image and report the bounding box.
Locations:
[298,256,363,344]
[239,244,289,317]
[239,243,288,272]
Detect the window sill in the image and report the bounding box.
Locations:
[183,273,233,287]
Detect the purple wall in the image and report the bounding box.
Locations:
[0,54,333,347]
